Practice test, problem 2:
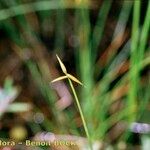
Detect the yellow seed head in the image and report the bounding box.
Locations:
[67,74,83,85]
[56,54,67,74]
[51,76,67,83]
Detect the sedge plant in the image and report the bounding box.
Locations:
[51,55,93,150]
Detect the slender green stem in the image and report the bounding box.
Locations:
[68,78,92,150]
[128,0,140,122]
[0,1,89,21]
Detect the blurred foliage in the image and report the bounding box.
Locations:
[0,0,150,149]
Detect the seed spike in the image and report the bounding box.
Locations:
[51,76,67,83]
[67,74,83,86]
[56,54,67,74]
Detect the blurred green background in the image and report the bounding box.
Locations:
[0,0,150,149]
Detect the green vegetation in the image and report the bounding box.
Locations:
[0,0,150,149]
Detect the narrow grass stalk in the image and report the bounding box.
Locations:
[52,55,92,149]
[68,78,92,150]
[128,0,140,122]
[0,0,90,21]
[75,1,94,130]
[92,0,112,61]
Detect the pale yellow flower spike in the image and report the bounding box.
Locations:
[67,74,83,86]
[56,54,67,74]
[51,76,67,83]
[53,54,83,86]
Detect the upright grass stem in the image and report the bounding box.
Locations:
[52,55,92,149]
[68,78,92,150]
[128,0,140,122]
